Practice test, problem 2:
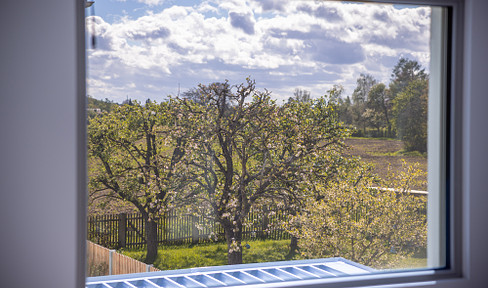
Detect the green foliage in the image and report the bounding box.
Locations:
[287,88,311,103]
[392,79,428,153]
[365,83,392,136]
[333,58,428,144]
[87,75,428,268]
[352,73,377,104]
[287,161,427,268]
[87,96,118,118]
[331,86,354,126]
[350,74,377,134]
[88,101,179,215]
[169,78,350,264]
[87,101,188,263]
[389,57,427,99]
[387,58,428,152]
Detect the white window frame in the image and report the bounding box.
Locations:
[2,0,487,287]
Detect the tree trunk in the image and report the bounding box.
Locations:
[288,236,299,258]
[288,208,299,258]
[223,220,243,265]
[144,216,158,264]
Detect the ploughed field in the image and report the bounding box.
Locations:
[344,137,427,191]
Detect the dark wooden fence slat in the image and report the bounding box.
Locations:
[88,207,300,248]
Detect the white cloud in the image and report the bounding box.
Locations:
[216,0,250,13]
[137,0,165,6]
[87,1,431,102]
[196,1,219,14]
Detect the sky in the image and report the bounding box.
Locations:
[85,0,431,103]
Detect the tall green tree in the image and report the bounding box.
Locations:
[336,95,353,126]
[327,84,344,105]
[87,101,186,264]
[287,88,311,103]
[366,83,392,137]
[173,79,349,265]
[351,74,377,134]
[388,58,428,148]
[389,57,427,100]
[392,79,429,153]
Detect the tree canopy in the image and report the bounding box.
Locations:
[331,57,428,151]
[392,78,429,152]
[87,73,429,266]
[87,101,186,263]
[170,78,349,264]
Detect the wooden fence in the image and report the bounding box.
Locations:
[87,241,160,277]
[88,190,427,249]
[87,208,290,249]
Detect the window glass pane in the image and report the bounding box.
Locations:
[85,0,447,283]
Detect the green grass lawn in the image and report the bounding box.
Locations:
[120,239,426,271]
[121,239,295,271]
[378,249,427,270]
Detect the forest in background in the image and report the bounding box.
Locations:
[86,58,428,267]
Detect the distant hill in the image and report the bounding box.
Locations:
[87,96,119,112]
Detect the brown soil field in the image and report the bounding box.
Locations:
[344,138,427,190]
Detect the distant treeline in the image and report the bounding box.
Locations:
[330,57,428,153]
[88,58,427,153]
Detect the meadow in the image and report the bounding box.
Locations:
[120,239,426,271]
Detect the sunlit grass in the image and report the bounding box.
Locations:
[375,248,427,270]
[120,239,426,272]
[121,239,294,270]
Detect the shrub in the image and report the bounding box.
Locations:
[287,162,426,268]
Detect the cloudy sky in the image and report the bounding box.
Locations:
[86,0,431,103]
